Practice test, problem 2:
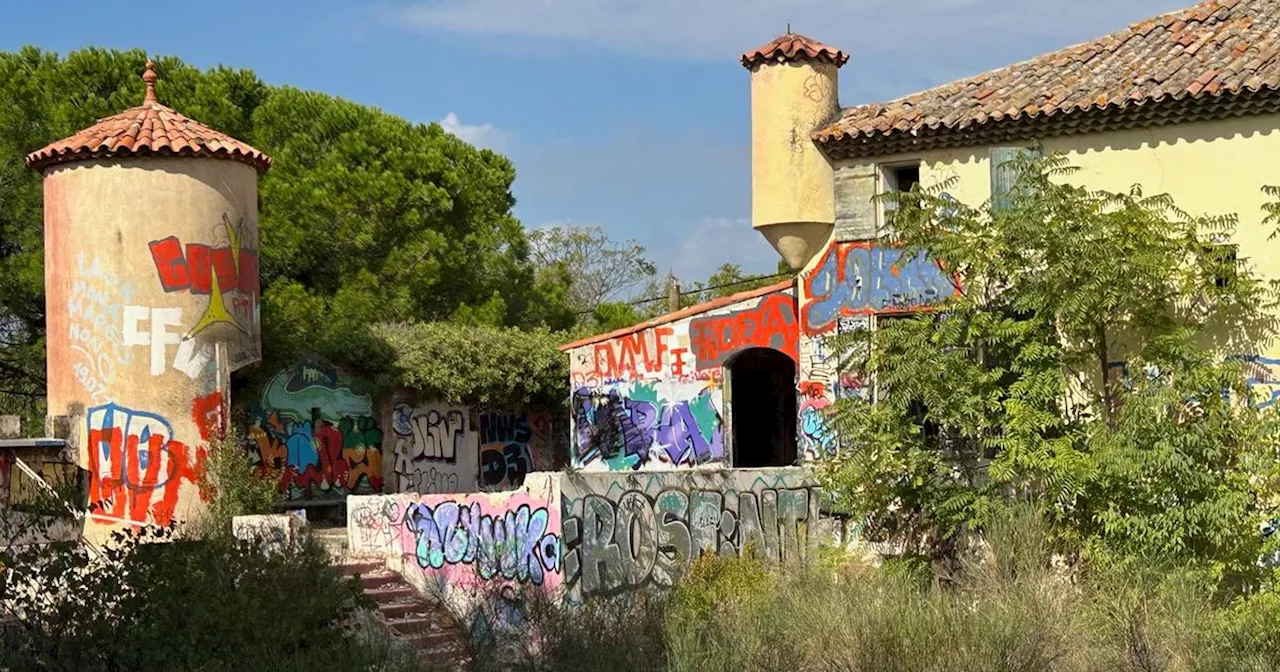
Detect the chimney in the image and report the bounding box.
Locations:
[740,31,847,270]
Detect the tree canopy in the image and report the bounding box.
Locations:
[0,47,576,420]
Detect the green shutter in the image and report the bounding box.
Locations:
[990,146,1041,212]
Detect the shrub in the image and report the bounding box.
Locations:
[0,524,434,671]
[189,426,281,539]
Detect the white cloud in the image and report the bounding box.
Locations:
[440,112,505,150]
[670,216,781,283]
[388,0,1187,63]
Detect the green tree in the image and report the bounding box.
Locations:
[528,224,657,323]
[0,47,574,416]
[819,152,1280,580]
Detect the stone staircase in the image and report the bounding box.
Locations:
[313,526,468,667]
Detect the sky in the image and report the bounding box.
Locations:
[0,0,1190,289]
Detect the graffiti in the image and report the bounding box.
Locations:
[86,402,208,527]
[67,253,136,401]
[147,213,261,369]
[403,499,561,586]
[1236,355,1280,409]
[353,499,401,548]
[688,293,798,369]
[478,411,539,489]
[121,305,183,376]
[799,383,836,459]
[572,383,723,470]
[561,479,818,599]
[247,364,383,500]
[591,326,675,381]
[803,242,958,334]
[232,515,298,554]
[393,404,468,494]
[191,391,227,442]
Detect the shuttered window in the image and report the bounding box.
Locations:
[990,146,1041,212]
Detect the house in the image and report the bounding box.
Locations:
[561,0,1280,471]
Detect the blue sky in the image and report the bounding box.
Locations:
[1,0,1188,287]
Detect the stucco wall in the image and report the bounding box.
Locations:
[43,157,260,544]
[565,286,799,471]
[346,467,821,612]
[815,113,1280,416]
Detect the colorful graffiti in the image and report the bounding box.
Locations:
[147,213,261,369]
[590,326,678,381]
[478,411,536,489]
[393,403,469,493]
[688,293,799,369]
[572,383,723,470]
[86,402,208,527]
[798,382,836,459]
[67,253,136,402]
[561,473,819,600]
[404,498,561,586]
[802,242,958,334]
[247,364,383,500]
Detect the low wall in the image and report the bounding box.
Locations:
[347,467,822,625]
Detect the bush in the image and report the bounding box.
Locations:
[0,524,434,671]
[189,426,281,539]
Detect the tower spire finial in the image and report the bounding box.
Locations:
[142,58,157,105]
[787,22,791,34]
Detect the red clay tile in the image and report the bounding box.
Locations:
[740,32,848,69]
[26,59,270,173]
[814,0,1280,154]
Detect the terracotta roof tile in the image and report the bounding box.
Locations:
[26,60,271,173]
[815,0,1280,158]
[740,31,848,69]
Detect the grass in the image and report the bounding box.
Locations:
[461,510,1280,672]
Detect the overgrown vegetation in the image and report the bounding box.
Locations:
[818,152,1280,584]
[0,522,445,671]
[465,510,1280,672]
[187,427,281,538]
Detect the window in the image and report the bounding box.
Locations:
[1207,243,1238,289]
[880,162,922,235]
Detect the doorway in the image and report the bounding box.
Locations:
[727,348,798,468]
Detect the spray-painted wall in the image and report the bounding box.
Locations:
[347,467,820,626]
[244,361,384,501]
[795,241,961,458]
[562,285,799,471]
[387,395,567,495]
[43,157,261,543]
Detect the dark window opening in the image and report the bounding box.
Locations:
[728,348,798,468]
[890,165,921,193]
[1207,244,1238,289]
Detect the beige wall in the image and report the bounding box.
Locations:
[817,112,1280,409]
[43,157,260,543]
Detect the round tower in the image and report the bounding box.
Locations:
[740,32,846,270]
[27,60,271,543]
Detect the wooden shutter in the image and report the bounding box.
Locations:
[990,146,1041,212]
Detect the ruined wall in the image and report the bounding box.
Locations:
[564,286,799,471]
[347,467,821,621]
[43,157,260,543]
[244,361,383,502]
[795,240,960,458]
[387,396,566,495]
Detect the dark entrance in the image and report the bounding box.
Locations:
[727,348,798,468]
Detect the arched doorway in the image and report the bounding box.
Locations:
[726,348,798,468]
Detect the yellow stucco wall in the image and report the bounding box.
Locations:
[749,61,840,269]
[43,156,261,543]
[825,112,1280,407]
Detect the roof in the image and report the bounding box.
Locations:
[559,279,796,351]
[740,32,848,69]
[814,0,1280,159]
[26,60,271,173]
[0,437,66,450]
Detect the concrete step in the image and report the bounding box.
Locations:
[336,560,383,576]
[359,572,402,590]
[405,629,460,650]
[379,601,433,619]
[366,586,415,603]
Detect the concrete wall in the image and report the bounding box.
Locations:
[43,157,260,543]
[823,112,1280,410]
[244,361,384,502]
[347,467,821,615]
[564,286,799,471]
